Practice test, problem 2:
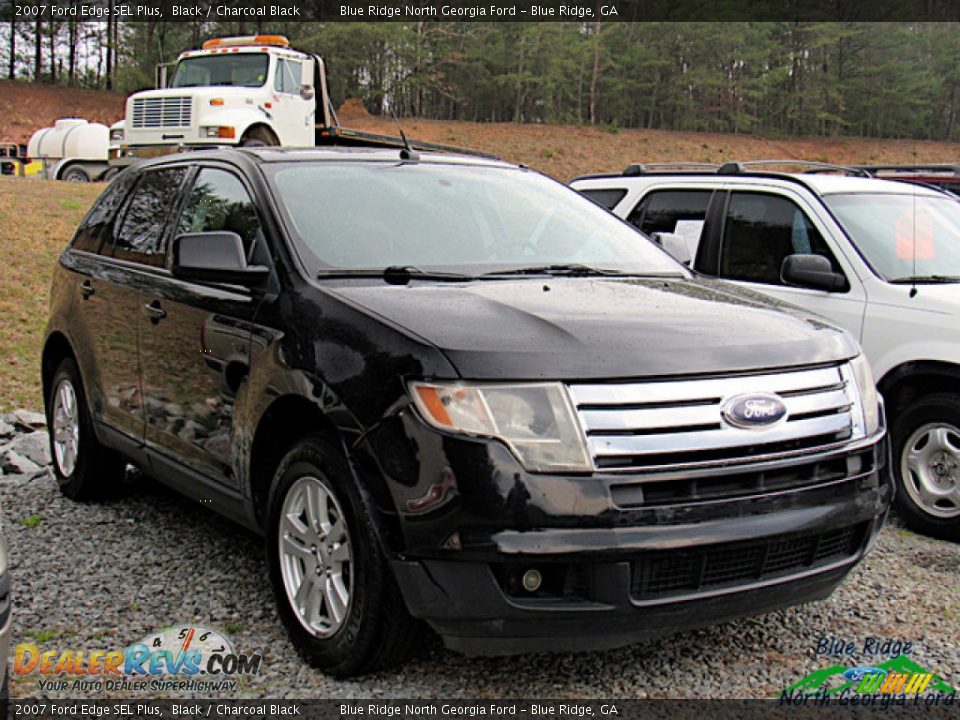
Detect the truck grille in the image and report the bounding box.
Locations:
[630,523,867,602]
[569,365,859,471]
[131,96,192,129]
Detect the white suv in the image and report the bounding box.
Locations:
[572,161,960,541]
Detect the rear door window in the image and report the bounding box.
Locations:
[110,167,188,267]
[719,191,844,286]
[627,190,712,249]
[71,171,138,254]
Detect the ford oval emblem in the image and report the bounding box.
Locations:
[722,393,787,429]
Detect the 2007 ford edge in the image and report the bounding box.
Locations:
[43,147,890,676]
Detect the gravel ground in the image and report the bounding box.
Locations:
[1,415,958,700]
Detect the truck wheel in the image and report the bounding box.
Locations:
[61,166,90,183]
[892,393,960,541]
[266,435,419,677]
[240,127,278,147]
[47,358,126,500]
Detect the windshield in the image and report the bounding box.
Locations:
[268,163,684,277]
[170,53,269,88]
[824,193,960,282]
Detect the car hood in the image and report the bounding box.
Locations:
[883,282,960,312]
[327,277,859,380]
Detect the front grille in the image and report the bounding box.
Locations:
[569,365,859,471]
[630,523,867,602]
[131,96,192,129]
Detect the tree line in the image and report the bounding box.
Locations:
[3,19,959,141]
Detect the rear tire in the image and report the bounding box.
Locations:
[891,393,960,542]
[47,358,125,501]
[61,166,90,183]
[265,435,419,677]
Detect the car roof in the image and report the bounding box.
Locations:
[135,146,517,171]
[572,169,948,198]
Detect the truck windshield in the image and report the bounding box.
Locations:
[170,54,269,88]
[269,163,685,277]
[824,193,960,283]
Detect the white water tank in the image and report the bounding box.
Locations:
[27,118,109,161]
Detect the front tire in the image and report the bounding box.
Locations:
[891,393,960,541]
[47,358,126,500]
[265,435,418,676]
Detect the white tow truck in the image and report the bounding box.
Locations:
[110,34,468,168]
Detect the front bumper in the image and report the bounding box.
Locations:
[369,414,891,655]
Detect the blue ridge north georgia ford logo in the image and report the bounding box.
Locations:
[722,393,788,429]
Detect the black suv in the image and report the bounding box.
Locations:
[44,147,890,676]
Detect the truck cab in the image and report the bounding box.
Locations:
[113,35,330,164]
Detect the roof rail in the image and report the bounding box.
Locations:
[717,160,870,177]
[623,161,721,176]
[857,164,960,176]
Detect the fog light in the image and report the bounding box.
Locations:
[522,569,542,593]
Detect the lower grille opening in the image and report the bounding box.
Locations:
[630,523,867,602]
[611,450,873,507]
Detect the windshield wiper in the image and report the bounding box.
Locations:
[482,263,630,277]
[889,275,960,284]
[317,266,476,284]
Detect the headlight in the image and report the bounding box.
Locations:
[847,354,881,437]
[409,381,591,472]
[109,128,124,142]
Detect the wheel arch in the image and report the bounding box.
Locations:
[247,394,397,540]
[240,123,280,146]
[878,360,960,417]
[41,331,78,408]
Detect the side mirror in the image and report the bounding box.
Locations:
[172,232,269,285]
[652,232,692,266]
[300,84,315,101]
[781,254,847,291]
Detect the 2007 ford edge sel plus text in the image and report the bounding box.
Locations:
[43,147,891,676]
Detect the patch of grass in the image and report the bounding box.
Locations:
[898,528,914,541]
[224,621,244,634]
[20,514,43,528]
[0,178,100,411]
[29,628,57,643]
[540,148,554,159]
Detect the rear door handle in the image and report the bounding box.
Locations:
[80,280,95,299]
[144,301,167,322]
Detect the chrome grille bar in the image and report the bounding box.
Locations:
[569,365,859,470]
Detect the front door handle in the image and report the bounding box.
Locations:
[144,301,167,323]
[80,280,95,299]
